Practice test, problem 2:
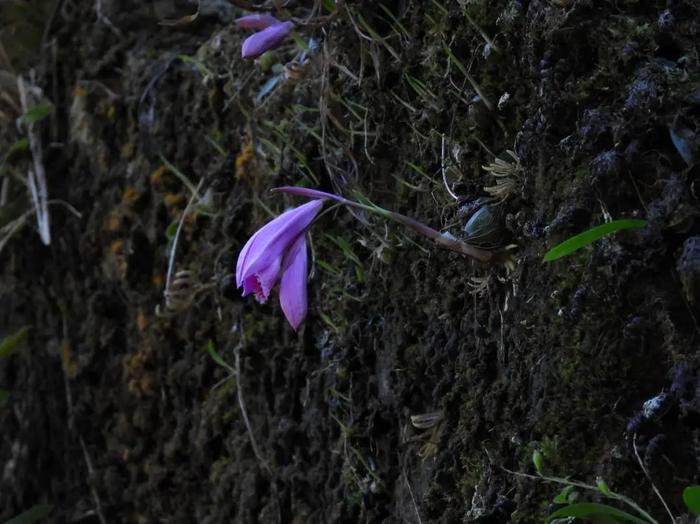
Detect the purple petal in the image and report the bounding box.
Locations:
[236,199,324,291]
[279,234,308,331]
[236,226,262,287]
[241,21,294,59]
[272,186,346,203]
[236,13,280,30]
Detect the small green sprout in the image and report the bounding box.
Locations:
[532,449,544,474]
[3,138,30,161]
[552,485,578,505]
[206,340,232,373]
[683,485,700,516]
[17,104,52,127]
[596,477,612,497]
[177,54,211,80]
[321,0,337,13]
[543,219,647,262]
[205,340,236,392]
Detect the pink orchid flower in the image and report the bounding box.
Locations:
[236,199,324,330]
[237,13,295,59]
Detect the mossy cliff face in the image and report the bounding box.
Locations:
[1,0,700,521]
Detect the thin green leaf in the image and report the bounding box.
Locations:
[290,32,311,53]
[316,259,341,276]
[0,389,10,403]
[543,219,647,262]
[18,104,52,126]
[321,0,337,13]
[325,235,362,267]
[553,485,575,504]
[177,54,211,78]
[206,340,229,370]
[5,504,53,524]
[0,326,30,359]
[158,156,199,196]
[354,265,366,284]
[165,220,179,241]
[547,502,652,524]
[205,135,227,157]
[7,138,30,158]
[319,312,340,333]
[683,485,700,516]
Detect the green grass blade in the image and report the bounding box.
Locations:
[5,138,30,160]
[206,340,229,370]
[543,219,646,262]
[18,104,52,126]
[547,502,652,524]
[0,326,30,359]
[177,54,211,78]
[5,504,53,524]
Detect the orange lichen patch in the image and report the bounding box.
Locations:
[61,340,77,379]
[122,186,140,208]
[150,164,171,191]
[105,210,123,232]
[152,272,164,289]
[163,192,185,209]
[105,239,128,279]
[235,140,256,179]
[109,239,124,255]
[130,374,155,397]
[73,84,88,98]
[136,309,149,335]
[185,210,199,227]
[120,141,134,159]
[124,349,154,397]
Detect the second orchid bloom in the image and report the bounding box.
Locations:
[236,13,294,59]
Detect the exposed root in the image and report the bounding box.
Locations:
[234,324,272,476]
[483,150,521,202]
[95,0,122,37]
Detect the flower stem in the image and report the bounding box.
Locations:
[272,186,494,263]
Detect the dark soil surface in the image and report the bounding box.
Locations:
[2,0,700,522]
